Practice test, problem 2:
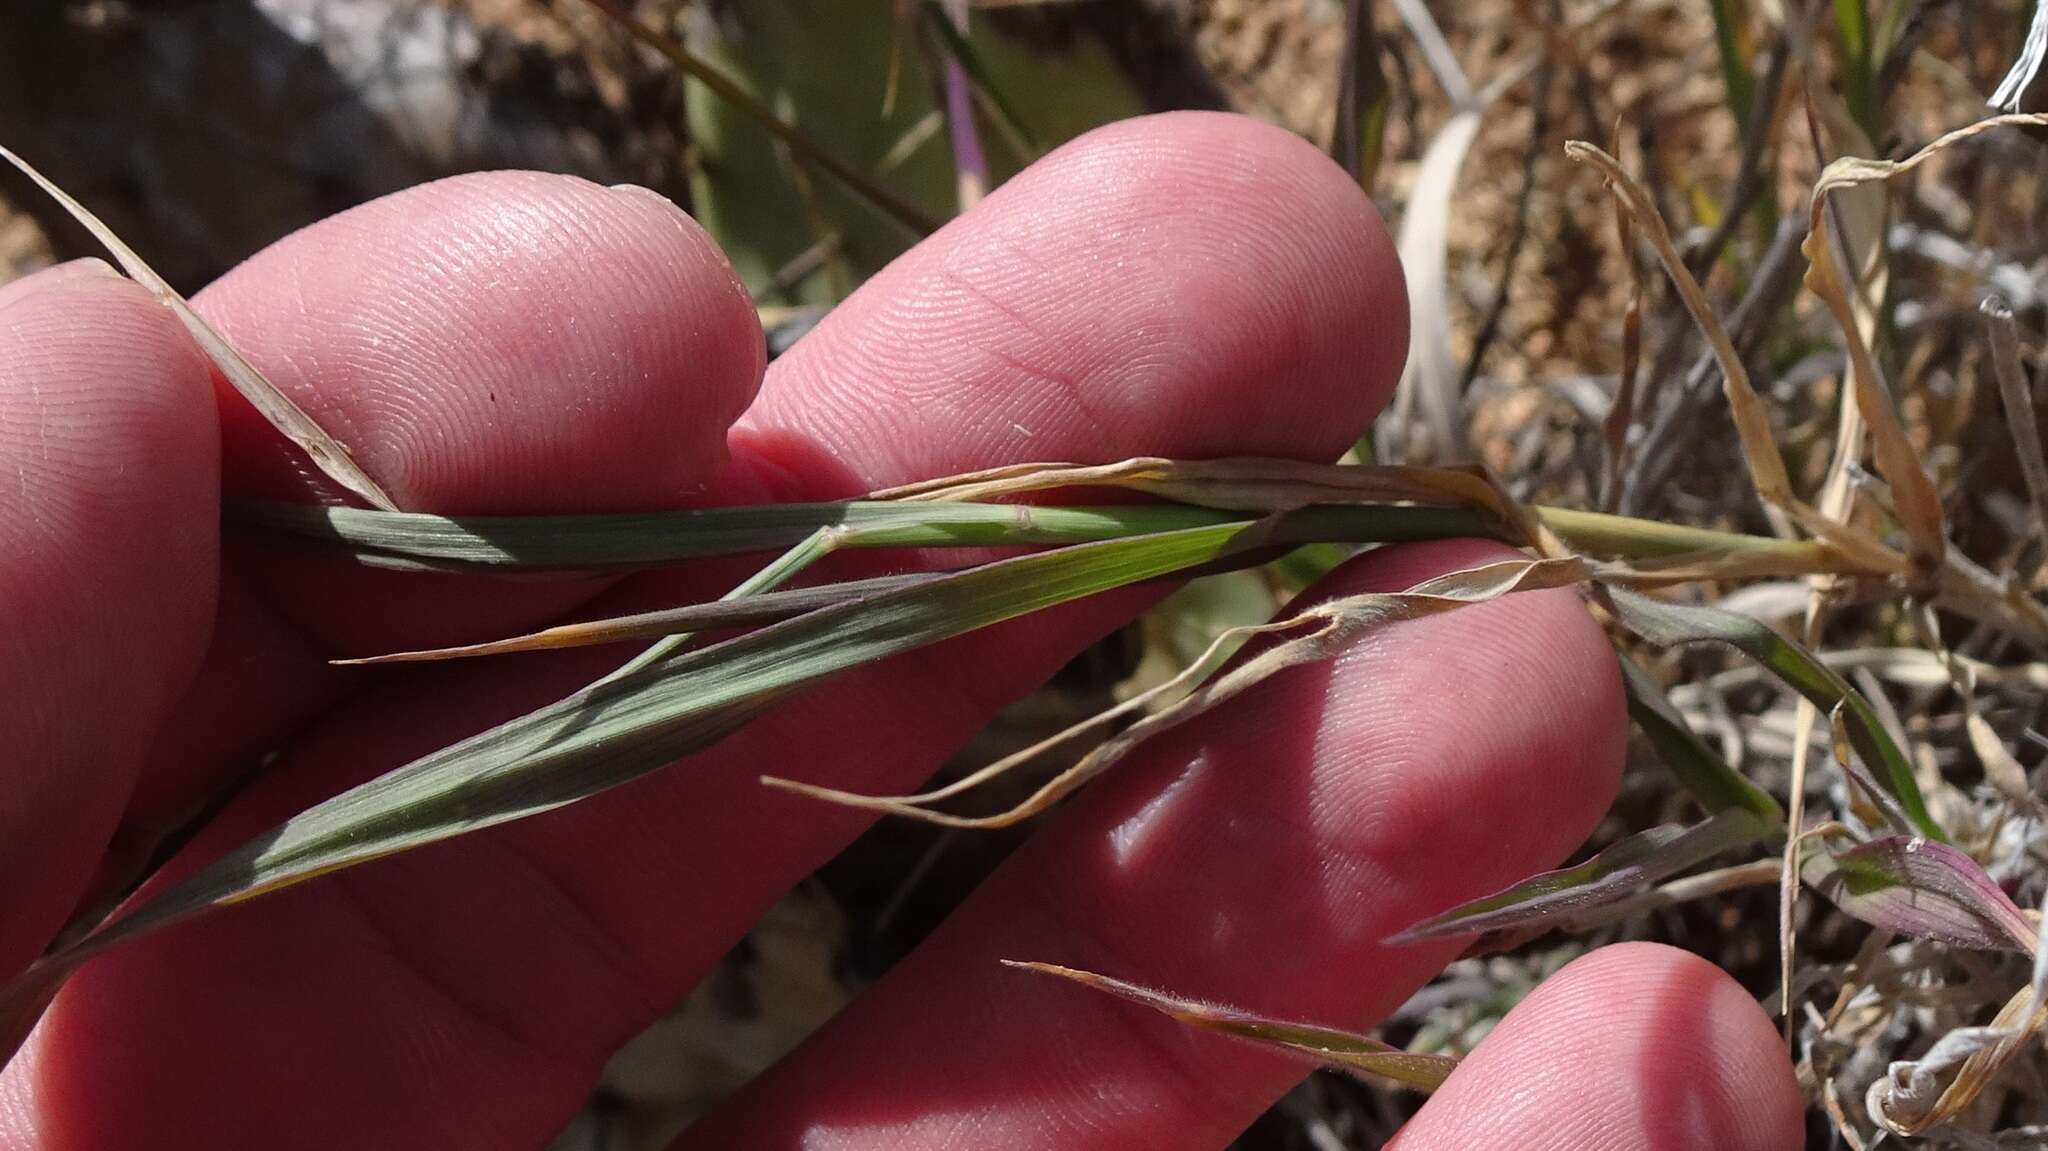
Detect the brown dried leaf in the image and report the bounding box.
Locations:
[1002,961,1455,1091]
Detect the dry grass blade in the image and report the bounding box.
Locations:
[1599,125,1645,513]
[1566,141,1913,579]
[763,612,1305,824]
[1001,962,1456,1092]
[1565,141,1793,509]
[1910,600,2041,816]
[1389,106,1483,462]
[1983,296,2048,581]
[876,456,1510,516]
[1869,986,2048,1135]
[767,557,1593,827]
[1802,147,1952,579]
[0,146,398,512]
[1386,808,1774,944]
[338,572,941,665]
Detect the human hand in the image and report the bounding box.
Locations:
[0,113,1801,1149]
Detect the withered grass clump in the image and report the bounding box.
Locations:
[7,2,2048,1145]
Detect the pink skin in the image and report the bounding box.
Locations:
[0,113,1801,1149]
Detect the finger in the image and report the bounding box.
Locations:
[10,112,1407,1148]
[202,170,764,653]
[727,109,1408,494]
[0,263,218,973]
[675,538,1626,1149]
[1388,942,1803,1151]
[0,257,121,309]
[119,173,765,844]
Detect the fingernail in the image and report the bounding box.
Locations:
[65,257,124,279]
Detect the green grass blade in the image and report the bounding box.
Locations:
[0,522,1271,1065]
[1831,0,1882,142]
[1619,652,1784,822]
[1709,0,1757,135]
[1606,590,1942,841]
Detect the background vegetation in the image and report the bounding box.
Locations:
[6,1,2048,1147]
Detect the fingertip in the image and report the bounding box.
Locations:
[1302,538,1626,913]
[1394,943,1804,1151]
[1075,110,1408,413]
[0,258,121,311]
[746,111,1405,490]
[197,169,764,513]
[1035,111,1407,430]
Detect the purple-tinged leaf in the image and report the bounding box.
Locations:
[1003,962,1454,1092]
[1805,837,2037,953]
[1387,808,1773,944]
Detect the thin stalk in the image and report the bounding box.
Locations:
[238,499,1886,577]
[607,526,840,682]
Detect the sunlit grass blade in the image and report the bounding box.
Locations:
[1605,589,1942,840]
[1618,654,1784,822]
[1803,835,2036,954]
[0,522,1274,1067]
[1002,962,1455,1091]
[0,146,398,512]
[1387,808,1773,944]
[1389,105,1482,462]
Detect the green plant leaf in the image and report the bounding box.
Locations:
[0,522,1271,1068]
[1606,589,1942,841]
[1619,652,1784,822]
